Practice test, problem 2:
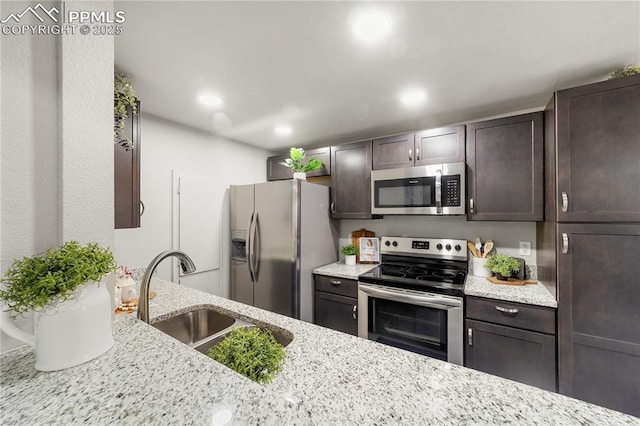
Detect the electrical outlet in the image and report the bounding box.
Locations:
[519,241,532,256]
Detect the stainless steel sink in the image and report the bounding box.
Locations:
[151,308,293,353]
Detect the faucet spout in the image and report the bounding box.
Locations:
[137,250,196,323]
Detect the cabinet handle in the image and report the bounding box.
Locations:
[562,233,569,254]
[416,147,420,161]
[330,202,335,214]
[561,192,569,213]
[495,306,519,314]
[139,200,145,217]
[409,148,413,161]
[469,198,474,213]
[467,328,473,346]
[329,279,342,286]
[352,305,357,320]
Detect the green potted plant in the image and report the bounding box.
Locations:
[114,73,138,150]
[485,253,520,280]
[0,241,117,371]
[207,327,286,384]
[280,147,322,180]
[341,244,359,266]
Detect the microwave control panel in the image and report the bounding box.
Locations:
[442,175,460,206]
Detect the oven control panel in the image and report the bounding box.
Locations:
[381,236,467,261]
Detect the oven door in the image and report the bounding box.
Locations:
[358,283,463,365]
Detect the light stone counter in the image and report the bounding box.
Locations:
[2,278,635,424]
[313,261,378,280]
[465,275,558,308]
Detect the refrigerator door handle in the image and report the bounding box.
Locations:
[247,211,256,282]
[253,212,261,282]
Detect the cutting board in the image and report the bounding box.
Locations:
[350,228,375,264]
[486,277,537,286]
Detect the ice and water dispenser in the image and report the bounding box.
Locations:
[231,229,247,261]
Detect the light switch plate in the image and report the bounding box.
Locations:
[519,241,532,256]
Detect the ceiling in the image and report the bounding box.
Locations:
[114,1,640,151]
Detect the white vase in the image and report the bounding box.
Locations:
[1,280,114,371]
[344,255,356,266]
[472,257,492,278]
[293,172,307,180]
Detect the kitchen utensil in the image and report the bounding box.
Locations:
[474,237,482,256]
[482,240,494,258]
[467,241,479,257]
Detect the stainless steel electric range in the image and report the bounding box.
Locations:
[357,236,467,365]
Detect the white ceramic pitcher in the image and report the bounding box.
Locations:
[1,281,114,371]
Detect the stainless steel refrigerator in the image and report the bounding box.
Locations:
[229,180,337,322]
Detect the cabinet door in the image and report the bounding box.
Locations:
[372,133,415,170]
[114,100,141,229]
[330,140,373,219]
[266,147,331,181]
[314,292,358,336]
[556,75,640,222]
[466,319,557,391]
[466,112,543,221]
[414,125,465,166]
[557,223,640,417]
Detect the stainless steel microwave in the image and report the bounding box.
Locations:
[371,162,466,215]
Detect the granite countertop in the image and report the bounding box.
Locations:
[465,275,558,308]
[1,278,635,424]
[313,261,378,279]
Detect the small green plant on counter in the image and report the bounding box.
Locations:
[341,244,359,256]
[609,65,640,79]
[207,327,286,385]
[485,254,520,279]
[280,147,322,173]
[0,241,116,317]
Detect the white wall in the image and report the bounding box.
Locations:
[114,114,269,295]
[1,0,115,352]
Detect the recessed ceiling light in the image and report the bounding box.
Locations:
[198,94,223,107]
[400,90,426,107]
[352,10,392,42]
[274,126,292,136]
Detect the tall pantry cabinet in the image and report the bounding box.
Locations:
[537,74,640,417]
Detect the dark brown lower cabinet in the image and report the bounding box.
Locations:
[314,275,358,336]
[465,296,557,392]
[557,223,640,417]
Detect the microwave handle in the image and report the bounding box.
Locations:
[435,169,442,214]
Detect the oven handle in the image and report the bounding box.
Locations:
[358,283,462,309]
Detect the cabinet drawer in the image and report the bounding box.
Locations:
[314,275,358,298]
[466,296,556,335]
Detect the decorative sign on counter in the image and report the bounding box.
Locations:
[359,237,380,263]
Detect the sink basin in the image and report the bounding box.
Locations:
[151,309,236,345]
[151,308,293,353]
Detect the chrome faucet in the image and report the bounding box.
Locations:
[137,250,196,323]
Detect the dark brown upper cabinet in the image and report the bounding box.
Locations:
[554,74,640,222]
[330,140,373,219]
[466,112,544,221]
[114,100,141,229]
[372,126,465,170]
[266,147,331,181]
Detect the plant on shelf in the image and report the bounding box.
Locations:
[280,147,322,175]
[207,327,286,385]
[114,73,138,150]
[609,65,640,79]
[0,241,116,316]
[485,253,520,280]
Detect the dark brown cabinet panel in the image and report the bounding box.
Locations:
[372,133,415,170]
[267,147,331,181]
[114,100,141,229]
[414,125,465,166]
[557,223,640,417]
[466,112,544,221]
[314,275,358,336]
[555,74,640,222]
[466,319,557,392]
[330,140,373,219]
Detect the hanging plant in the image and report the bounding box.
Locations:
[114,73,138,150]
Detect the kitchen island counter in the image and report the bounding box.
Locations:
[1,278,634,424]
